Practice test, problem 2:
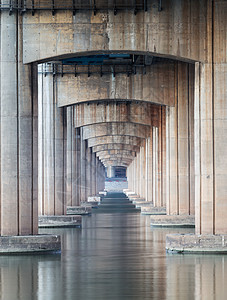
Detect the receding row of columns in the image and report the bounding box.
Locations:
[38,72,105,216]
[127,63,195,219]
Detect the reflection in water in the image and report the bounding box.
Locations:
[0,214,226,299]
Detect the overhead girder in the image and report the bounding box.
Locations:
[103,162,129,168]
[82,122,150,140]
[98,154,136,161]
[96,150,136,157]
[56,60,175,107]
[92,144,140,153]
[87,135,143,148]
[101,158,133,166]
[74,101,160,128]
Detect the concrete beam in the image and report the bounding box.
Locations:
[99,154,136,160]
[101,158,133,166]
[82,123,151,140]
[24,1,209,64]
[74,101,159,128]
[56,62,175,107]
[92,144,140,153]
[96,150,136,157]
[88,136,143,148]
[104,163,129,168]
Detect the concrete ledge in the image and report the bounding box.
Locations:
[81,201,99,208]
[141,206,166,215]
[166,234,227,254]
[133,200,152,206]
[0,235,61,254]
[88,196,101,202]
[150,215,195,227]
[39,215,82,228]
[67,206,92,215]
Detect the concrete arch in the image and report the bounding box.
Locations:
[88,136,143,148]
[96,150,136,157]
[98,154,136,161]
[75,102,159,128]
[56,61,175,107]
[104,163,129,168]
[23,1,208,64]
[82,123,150,140]
[101,158,133,166]
[92,144,140,153]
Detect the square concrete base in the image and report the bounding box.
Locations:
[67,206,92,215]
[141,206,166,215]
[166,234,227,254]
[150,215,195,227]
[0,235,61,254]
[39,215,82,228]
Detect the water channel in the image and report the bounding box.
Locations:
[0,213,226,300]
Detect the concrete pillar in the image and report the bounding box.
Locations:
[153,127,159,207]
[161,107,166,207]
[85,143,92,199]
[0,10,38,235]
[166,62,194,216]
[147,129,153,203]
[38,67,64,216]
[136,152,140,195]
[107,166,115,178]
[65,107,79,207]
[91,152,97,195]
[167,1,227,251]
[80,128,86,202]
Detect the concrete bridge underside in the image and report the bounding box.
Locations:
[0,0,226,253]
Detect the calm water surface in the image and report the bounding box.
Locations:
[0,213,226,300]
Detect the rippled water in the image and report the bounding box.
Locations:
[0,213,226,300]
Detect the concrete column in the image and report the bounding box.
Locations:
[85,143,92,199]
[161,107,167,207]
[38,68,65,216]
[80,128,86,202]
[153,127,159,207]
[65,107,72,207]
[65,108,79,207]
[75,128,81,204]
[0,11,38,235]
[136,152,140,195]
[91,151,97,195]
[107,166,115,178]
[166,62,194,216]
[147,129,153,203]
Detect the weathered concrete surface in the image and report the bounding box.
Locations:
[0,235,61,254]
[23,1,210,63]
[99,155,135,162]
[97,150,136,158]
[0,10,38,236]
[39,215,82,227]
[56,62,175,107]
[74,102,159,128]
[38,71,65,216]
[150,215,195,228]
[67,206,92,215]
[166,234,227,254]
[82,123,151,140]
[93,144,140,153]
[88,135,143,148]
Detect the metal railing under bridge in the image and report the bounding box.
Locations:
[0,0,162,16]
